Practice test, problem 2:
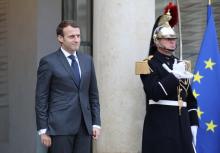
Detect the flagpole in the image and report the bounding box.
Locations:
[176,0,182,60]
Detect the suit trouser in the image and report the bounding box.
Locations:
[48,119,91,153]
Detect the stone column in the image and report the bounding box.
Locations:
[93,0,155,152]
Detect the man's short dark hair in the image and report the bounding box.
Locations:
[56,20,80,36]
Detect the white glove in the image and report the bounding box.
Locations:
[173,59,193,79]
[162,59,193,79]
[173,59,186,73]
[191,126,198,146]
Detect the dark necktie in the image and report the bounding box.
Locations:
[69,55,80,86]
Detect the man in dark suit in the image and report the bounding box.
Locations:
[35,20,101,153]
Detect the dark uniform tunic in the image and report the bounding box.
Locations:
[140,51,199,153]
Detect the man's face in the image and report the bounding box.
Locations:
[58,25,80,53]
[158,38,177,51]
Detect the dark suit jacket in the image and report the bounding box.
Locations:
[35,49,101,135]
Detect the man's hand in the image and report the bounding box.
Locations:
[162,59,193,79]
[191,126,198,146]
[172,59,186,73]
[92,127,101,140]
[40,134,51,147]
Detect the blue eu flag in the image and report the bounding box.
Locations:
[192,4,220,153]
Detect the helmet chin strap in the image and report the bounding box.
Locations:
[157,41,176,52]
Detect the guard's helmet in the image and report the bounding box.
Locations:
[149,2,178,55]
[153,25,177,42]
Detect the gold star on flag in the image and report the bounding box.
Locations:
[193,89,200,99]
[193,71,204,83]
[197,107,204,119]
[206,120,217,132]
[204,58,216,70]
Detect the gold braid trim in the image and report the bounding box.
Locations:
[179,79,190,96]
[177,84,183,115]
[177,79,190,115]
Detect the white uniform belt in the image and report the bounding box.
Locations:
[149,100,187,107]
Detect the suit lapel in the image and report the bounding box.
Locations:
[56,49,79,88]
[77,52,87,89]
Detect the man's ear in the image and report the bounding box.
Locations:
[57,35,63,43]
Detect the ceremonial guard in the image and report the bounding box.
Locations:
[137,3,199,153]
